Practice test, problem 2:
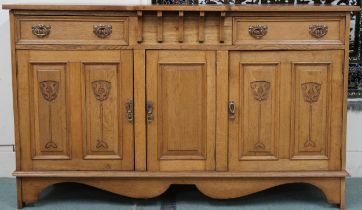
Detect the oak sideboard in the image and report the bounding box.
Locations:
[2,4,360,209]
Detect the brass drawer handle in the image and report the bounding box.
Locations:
[146,102,154,123]
[249,25,268,39]
[309,24,328,38]
[126,99,134,123]
[32,24,51,38]
[93,24,112,38]
[228,101,236,120]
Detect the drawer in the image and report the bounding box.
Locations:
[16,17,129,45]
[233,17,344,45]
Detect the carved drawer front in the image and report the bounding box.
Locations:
[233,17,343,45]
[17,17,128,45]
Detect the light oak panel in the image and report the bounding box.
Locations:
[7,7,352,209]
[146,50,216,172]
[82,63,123,160]
[29,63,70,160]
[238,62,279,160]
[17,16,129,45]
[158,63,206,159]
[17,50,134,171]
[291,62,331,160]
[229,51,343,171]
[233,17,343,45]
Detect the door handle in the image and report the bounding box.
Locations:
[146,101,154,123]
[228,101,236,120]
[125,99,134,123]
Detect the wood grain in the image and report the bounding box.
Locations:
[3,4,360,12]
[146,50,216,172]
[5,6,353,209]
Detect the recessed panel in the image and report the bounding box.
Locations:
[158,64,206,160]
[291,63,331,159]
[83,63,122,159]
[239,63,279,160]
[30,63,70,159]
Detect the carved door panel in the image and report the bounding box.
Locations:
[146,50,216,171]
[17,50,134,171]
[229,51,343,171]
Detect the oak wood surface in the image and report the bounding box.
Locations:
[3,4,360,12]
[4,5,354,209]
[146,50,216,172]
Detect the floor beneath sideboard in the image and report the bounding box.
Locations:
[0,178,361,210]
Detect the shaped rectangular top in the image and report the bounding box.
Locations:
[2,4,360,12]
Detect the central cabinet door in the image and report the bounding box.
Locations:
[146,50,216,171]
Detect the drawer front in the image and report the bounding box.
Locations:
[233,17,343,45]
[17,17,129,45]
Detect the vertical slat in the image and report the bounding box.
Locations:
[219,12,226,43]
[341,12,350,171]
[206,51,216,171]
[9,11,21,171]
[216,50,229,171]
[137,11,143,43]
[178,11,184,43]
[157,11,163,43]
[134,50,147,171]
[199,11,205,43]
[17,50,33,171]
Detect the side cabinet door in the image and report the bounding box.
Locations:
[17,50,134,171]
[146,50,216,171]
[229,50,343,171]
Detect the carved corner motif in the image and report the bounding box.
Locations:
[254,142,266,150]
[96,140,109,150]
[40,80,59,102]
[250,81,271,101]
[45,141,58,149]
[92,80,112,101]
[304,140,316,148]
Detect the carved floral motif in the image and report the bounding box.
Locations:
[302,82,321,103]
[251,81,271,101]
[39,80,59,150]
[301,82,322,148]
[40,80,59,102]
[250,81,271,151]
[92,80,112,151]
[92,80,112,101]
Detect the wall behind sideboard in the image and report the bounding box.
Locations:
[1,0,362,177]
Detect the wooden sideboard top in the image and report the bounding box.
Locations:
[2,4,360,12]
